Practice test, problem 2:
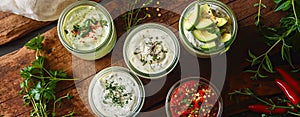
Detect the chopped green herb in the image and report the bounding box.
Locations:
[73,24,80,31]
[134,39,167,66]
[100,20,108,26]
[103,80,133,107]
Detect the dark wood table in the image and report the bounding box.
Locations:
[1,0,299,116]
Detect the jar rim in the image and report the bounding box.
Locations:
[179,0,238,56]
[88,66,145,117]
[57,1,114,54]
[123,23,180,79]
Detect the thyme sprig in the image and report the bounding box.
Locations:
[123,0,153,30]
[19,34,76,117]
[246,0,300,79]
[254,0,266,26]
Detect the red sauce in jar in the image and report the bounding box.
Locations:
[169,80,220,117]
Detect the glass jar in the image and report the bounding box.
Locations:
[57,1,116,60]
[123,23,180,79]
[165,77,223,117]
[179,0,238,58]
[88,66,145,117]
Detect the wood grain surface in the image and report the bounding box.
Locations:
[0,12,51,45]
[0,0,295,117]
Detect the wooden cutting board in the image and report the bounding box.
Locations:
[0,0,290,116]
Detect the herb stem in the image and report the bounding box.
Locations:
[26,88,41,117]
[40,100,47,117]
[36,50,40,59]
[32,75,76,81]
[53,94,70,116]
[291,0,298,24]
[266,37,282,54]
[288,111,300,116]
[43,67,53,78]
[253,38,281,78]
[50,78,78,81]
[255,0,263,26]
[251,94,271,105]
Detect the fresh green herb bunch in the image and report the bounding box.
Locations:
[247,0,300,79]
[19,34,76,117]
[123,0,153,31]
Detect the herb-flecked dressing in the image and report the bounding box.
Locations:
[92,72,140,116]
[127,28,175,74]
[63,5,109,51]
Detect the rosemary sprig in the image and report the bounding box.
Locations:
[246,0,300,79]
[229,88,300,116]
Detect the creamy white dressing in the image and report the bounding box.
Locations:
[63,5,109,51]
[92,72,140,117]
[127,28,175,74]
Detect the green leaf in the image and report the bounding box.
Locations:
[52,112,56,117]
[20,66,33,79]
[291,68,300,73]
[264,35,280,40]
[25,34,44,50]
[244,70,257,73]
[281,44,286,61]
[67,94,73,100]
[283,45,294,68]
[258,73,268,78]
[275,0,291,12]
[265,56,274,72]
[261,3,267,8]
[255,20,260,26]
[260,27,280,41]
[254,3,259,7]
[280,17,296,28]
[32,56,45,69]
[262,64,273,73]
[248,50,257,59]
[250,75,258,79]
[33,93,40,101]
[58,70,68,78]
[273,0,282,4]
[30,81,42,101]
[24,78,30,88]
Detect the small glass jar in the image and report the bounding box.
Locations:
[165,77,223,117]
[57,1,116,60]
[123,23,180,79]
[179,0,238,58]
[88,66,145,117]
